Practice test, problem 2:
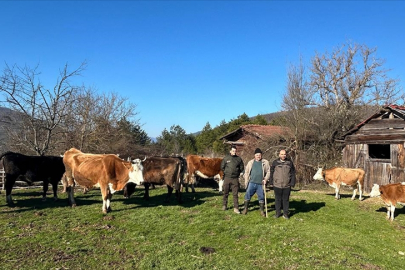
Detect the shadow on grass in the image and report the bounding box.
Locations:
[375,206,405,219]
[120,188,220,210]
[288,200,326,217]
[0,185,223,214]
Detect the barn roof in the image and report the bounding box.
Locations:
[342,104,405,144]
[219,124,291,141]
[343,104,405,137]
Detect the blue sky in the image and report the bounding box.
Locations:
[1,1,404,138]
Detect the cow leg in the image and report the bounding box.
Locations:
[351,185,357,201]
[51,180,59,201]
[174,177,182,204]
[67,186,77,207]
[165,185,173,203]
[144,183,150,201]
[42,179,49,202]
[100,185,109,214]
[106,189,113,213]
[358,183,363,201]
[218,179,224,194]
[335,185,341,200]
[389,205,396,221]
[4,175,16,206]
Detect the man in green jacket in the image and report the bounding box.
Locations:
[221,145,244,214]
[242,148,270,216]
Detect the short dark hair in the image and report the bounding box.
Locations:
[231,145,237,150]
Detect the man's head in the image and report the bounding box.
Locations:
[230,145,237,156]
[279,149,287,161]
[254,148,262,161]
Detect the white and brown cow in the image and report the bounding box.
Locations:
[123,156,186,203]
[184,155,224,193]
[370,182,405,221]
[313,167,365,200]
[63,148,144,214]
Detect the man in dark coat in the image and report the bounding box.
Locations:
[220,145,244,214]
[269,149,296,219]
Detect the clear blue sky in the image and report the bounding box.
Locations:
[1,1,404,138]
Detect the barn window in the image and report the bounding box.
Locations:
[368,144,391,160]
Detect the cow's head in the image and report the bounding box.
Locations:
[313,168,324,181]
[123,182,136,198]
[128,158,144,185]
[369,184,381,197]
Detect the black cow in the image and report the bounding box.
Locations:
[124,156,186,203]
[0,151,65,206]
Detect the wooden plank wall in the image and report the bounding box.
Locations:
[343,143,405,193]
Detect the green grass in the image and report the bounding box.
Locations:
[1,185,405,269]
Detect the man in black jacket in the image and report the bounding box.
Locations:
[221,145,244,214]
[269,149,296,219]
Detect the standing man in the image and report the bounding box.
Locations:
[221,145,244,214]
[269,149,296,219]
[242,148,270,217]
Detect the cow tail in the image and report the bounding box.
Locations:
[358,170,365,191]
[175,160,183,191]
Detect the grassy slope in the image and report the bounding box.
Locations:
[0,186,404,270]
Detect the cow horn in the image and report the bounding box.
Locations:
[142,156,147,162]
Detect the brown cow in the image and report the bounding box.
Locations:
[63,148,144,214]
[313,167,365,200]
[184,155,224,193]
[123,156,186,203]
[370,182,405,221]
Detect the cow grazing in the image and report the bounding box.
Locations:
[124,156,186,203]
[370,182,405,221]
[63,148,144,214]
[313,167,365,200]
[184,155,224,193]
[0,151,65,206]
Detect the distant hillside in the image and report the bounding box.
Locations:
[0,107,20,153]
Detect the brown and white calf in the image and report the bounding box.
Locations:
[184,155,224,193]
[313,167,365,200]
[369,182,405,221]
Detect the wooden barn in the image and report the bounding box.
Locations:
[342,104,405,193]
[219,124,292,156]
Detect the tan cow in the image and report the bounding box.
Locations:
[369,182,405,221]
[63,148,144,214]
[313,167,365,200]
[184,155,224,193]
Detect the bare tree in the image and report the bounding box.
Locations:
[64,89,140,154]
[309,42,402,159]
[0,62,86,155]
[282,42,403,175]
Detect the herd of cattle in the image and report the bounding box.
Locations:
[1,149,405,221]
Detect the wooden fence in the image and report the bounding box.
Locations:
[0,169,50,191]
[0,169,4,190]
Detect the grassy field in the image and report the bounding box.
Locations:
[0,184,404,270]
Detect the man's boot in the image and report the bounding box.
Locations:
[259,202,266,217]
[241,200,250,215]
[222,203,227,211]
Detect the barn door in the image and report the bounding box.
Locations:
[365,161,391,193]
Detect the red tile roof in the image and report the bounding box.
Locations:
[220,124,292,140]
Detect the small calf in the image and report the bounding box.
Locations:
[369,182,405,221]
